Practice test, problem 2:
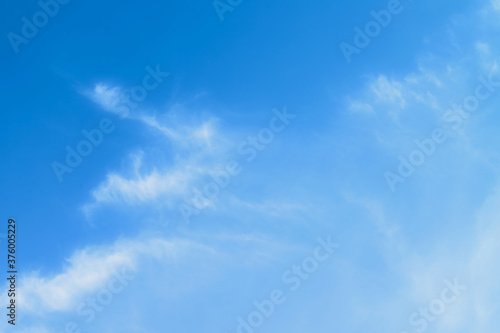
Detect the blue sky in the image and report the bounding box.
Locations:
[1,0,500,332]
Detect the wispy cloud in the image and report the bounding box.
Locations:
[227,196,310,218]
[82,152,213,216]
[14,237,205,315]
[370,76,407,109]
[492,0,500,11]
[87,84,129,116]
[81,82,236,217]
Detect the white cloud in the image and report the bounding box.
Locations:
[227,196,309,218]
[492,0,500,10]
[82,153,210,213]
[370,76,407,109]
[87,83,221,148]
[346,69,445,124]
[465,191,500,329]
[81,82,236,216]
[350,186,500,332]
[7,232,294,333]
[14,237,207,315]
[347,99,374,114]
[475,41,490,56]
[87,84,129,117]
